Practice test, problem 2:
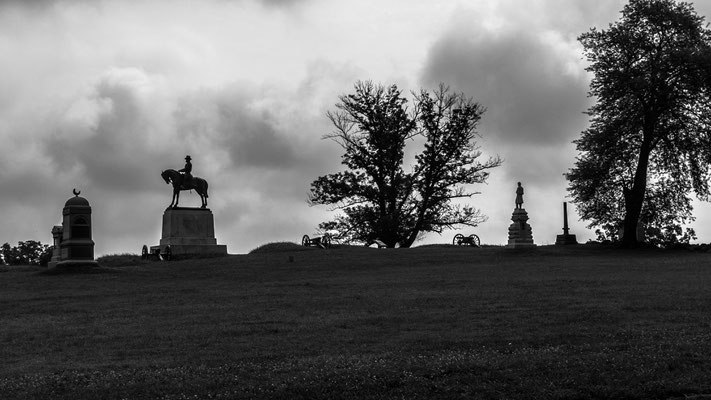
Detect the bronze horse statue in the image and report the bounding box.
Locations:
[161,169,209,208]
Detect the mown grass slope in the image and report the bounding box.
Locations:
[0,244,710,399]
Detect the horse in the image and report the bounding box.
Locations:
[161,169,209,208]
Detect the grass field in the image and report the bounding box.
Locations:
[1,244,710,399]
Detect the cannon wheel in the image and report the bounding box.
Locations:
[141,245,148,259]
[469,234,481,247]
[453,233,464,246]
[322,235,331,248]
[302,234,310,247]
[163,246,172,261]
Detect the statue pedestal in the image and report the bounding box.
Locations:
[555,233,578,245]
[507,208,536,248]
[151,208,227,257]
[555,202,577,245]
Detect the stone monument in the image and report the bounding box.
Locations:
[150,155,227,258]
[150,207,227,257]
[49,225,63,267]
[49,189,98,269]
[555,202,578,245]
[507,182,535,248]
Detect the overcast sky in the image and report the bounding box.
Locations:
[2,0,711,255]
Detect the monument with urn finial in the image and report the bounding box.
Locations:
[48,189,99,269]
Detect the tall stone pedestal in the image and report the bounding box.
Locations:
[507,208,536,248]
[151,208,227,257]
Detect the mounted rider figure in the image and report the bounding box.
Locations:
[179,155,193,188]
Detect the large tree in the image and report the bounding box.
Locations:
[567,0,711,246]
[308,81,501,248]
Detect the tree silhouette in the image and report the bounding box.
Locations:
[568,0,711,246]
[309,81,501,247]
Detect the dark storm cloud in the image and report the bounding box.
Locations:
[0,171,60,205]
[44,68,170,193]
[223,114,296,169]
[420,19,591,188]
[422,30,589,146]
[174,87,300,170]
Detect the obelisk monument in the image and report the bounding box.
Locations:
[555,202,578,245]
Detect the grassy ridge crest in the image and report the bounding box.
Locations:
[0,245,710,399]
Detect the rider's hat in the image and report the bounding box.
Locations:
[185,155,192,161]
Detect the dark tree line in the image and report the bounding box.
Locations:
[1,241,52,266]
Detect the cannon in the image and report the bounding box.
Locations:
[142,244,172,261]
[302,234,331,249]
[453,233,481,247]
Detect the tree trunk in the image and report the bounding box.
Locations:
[622,188,643,247]
[401,193,432,248]
[400,231,417,248]
[622,137,653,247]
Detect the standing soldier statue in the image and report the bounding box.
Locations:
[515,182,524,209]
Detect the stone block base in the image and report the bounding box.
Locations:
[555,234,578,245]
[507,208,535,248]
[153,207,227,257]
[150,244,227,256]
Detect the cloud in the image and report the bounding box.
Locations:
[421,26,589,146]
[419,4,594,190]
[44,68,173,193]
[258,0,311,8]
[0,0,88,9]
[175,86,300,170]
[0,0,310,10]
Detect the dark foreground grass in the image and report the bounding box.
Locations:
[1,245,710,399]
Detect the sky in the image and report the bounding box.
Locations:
[2,0,711,256]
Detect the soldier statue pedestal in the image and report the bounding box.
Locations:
[150,208,227,257]
[507,208,536,248]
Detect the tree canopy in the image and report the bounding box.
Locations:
[567,0,711,246]
[1,240,52,266]
[308,81,502,248]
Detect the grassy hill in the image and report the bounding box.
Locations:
[0,244,710,399]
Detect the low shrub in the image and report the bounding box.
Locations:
[96,253,151,268]
[249,242,309,254]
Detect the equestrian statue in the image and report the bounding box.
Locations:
[161,155,209,208]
